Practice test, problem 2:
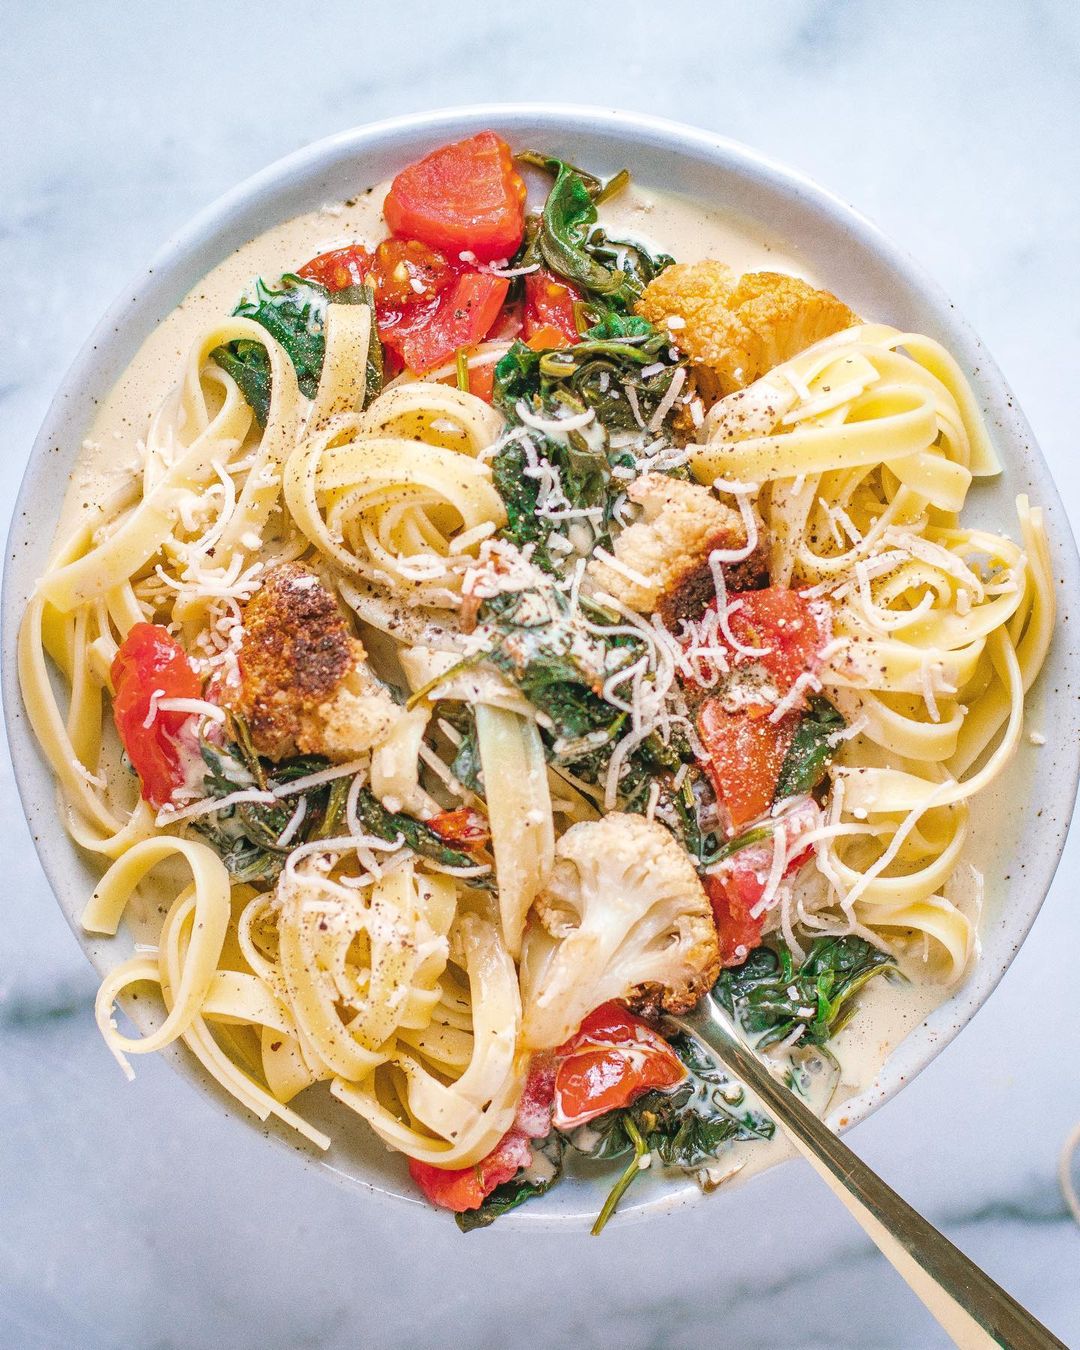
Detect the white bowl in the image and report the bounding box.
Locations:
[4,105,1079,1228]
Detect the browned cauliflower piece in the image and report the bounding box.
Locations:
[229,562,398,762]
[638,263,857,400]
[519,813,720,1049]
[587,472,750,613]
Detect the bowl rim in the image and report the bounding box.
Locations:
[5,102,1079,1229]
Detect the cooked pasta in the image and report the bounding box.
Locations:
[18,132,1054,1231]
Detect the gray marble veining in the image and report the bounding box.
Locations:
[3,2,1079,1347]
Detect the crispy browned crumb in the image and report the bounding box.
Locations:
[656,542,771,629]
[638,264,857,401]
[229,562,397,762]
[624,956,719,1019]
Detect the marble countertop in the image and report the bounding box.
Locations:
[3,3,1079,1347]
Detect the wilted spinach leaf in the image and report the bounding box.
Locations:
[211,274,381,426]
[210,340,274,427]
[774,695,846,801]
[347,785,482,874]
[516,154,673,308]
[193,737,349,883]
[567,1032,774,1233]
[713,936,897,1051]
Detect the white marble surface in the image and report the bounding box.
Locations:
[3,3,1079,1347]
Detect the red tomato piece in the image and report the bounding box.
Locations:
[489,300,524,342]
[369,237,455,313]
[426,807,491,852]
[524,323,573,352]
[705,873,766,968]
[296,245,372,293]
[408,1055,555,1213]
[697,701,799,832]
[552,1003,686,1132]
[466,359,496,403]
[384,131,527,263]
[522,270,581,345]
[705,797,823,965]
[723,587,831,695]
[555,1002,661,1053]
[111,623,202,807]
[408,1131,532,1213]
[359,239,457,371]
[396,272,510,373]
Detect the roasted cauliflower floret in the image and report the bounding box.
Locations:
[587,472,750,613]
[229,562,398,762]
[519,813,720,1049]
[638,263,857,401]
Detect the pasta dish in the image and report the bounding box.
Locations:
[18,132,1054,1230]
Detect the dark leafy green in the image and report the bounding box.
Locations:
[488,398,612,571]
[236,272,329,396]
[486,158,683,572]
[455,1135,564,1232]
[347,784,482,874]
[517,153,627,298]
[516,153,673,308]
[567,1032,774,1233]
[190,707,479,883]
[193,738,349,884]
[211,275,381,426]
[472,586,717,856]
[210,340,273,427]
[774,695,846,801]
[714,936,897,1051]
[494,321,686,444]
[584,233,675,313]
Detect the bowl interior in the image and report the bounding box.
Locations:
[4,105,1079,1228]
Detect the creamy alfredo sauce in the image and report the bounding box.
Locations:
[59,177,950,1182]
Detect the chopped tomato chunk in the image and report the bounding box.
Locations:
[524,323,573,352]
[111,624,202,807]
[697,701,799,832]
[395,271,509,373]
[723,587,831,696]
[706,798,823,965]
[523,270,581,345]
[426,807,491,852]
[705,873,766,967]
[408,1132,532,1213]
[384,132,526,262]
[691,588,831,830]
[552,1003,686,1131]
[489,300,523,342]
[465,358,496,402]
[369,237,455,312]
[302,230,513,378]
[408,1055,555,1213]
[297,245,372,293]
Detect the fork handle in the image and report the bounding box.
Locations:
[672,998,1065,1350]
